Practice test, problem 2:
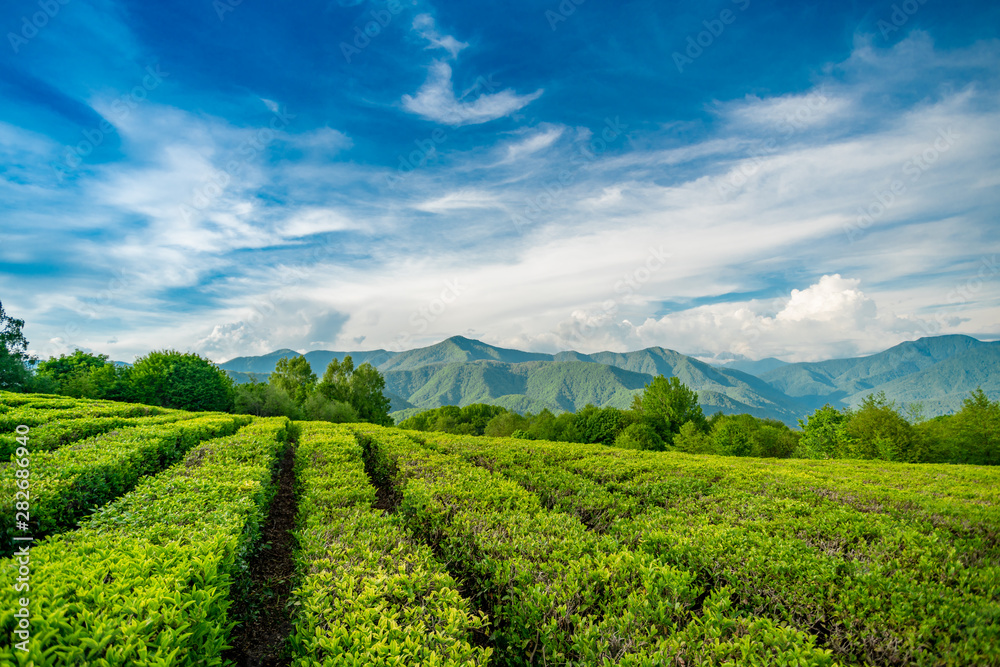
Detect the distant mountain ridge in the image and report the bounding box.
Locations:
[218,334,999,424]
[759,335,998,412]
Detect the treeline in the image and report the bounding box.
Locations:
[14,348,393,426]
[401,376,999,465]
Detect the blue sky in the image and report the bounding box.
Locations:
[1,0,998,363]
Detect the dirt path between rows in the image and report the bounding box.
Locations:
[222,443,298,667]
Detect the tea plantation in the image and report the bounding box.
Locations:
[1,392,997,665]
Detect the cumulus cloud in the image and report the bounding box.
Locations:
[623,275,933,362]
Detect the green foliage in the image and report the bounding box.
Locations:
[631,375,706,445]
[233,380,300,418]
[0,394,172,432]
[577,404,633,446]
[0,301,34,392]
[796,404,848,459]
[34,350,130,400]
[287,423,491,665]
[842,391,922,462]
[0,411,193,460]
[418,428,1000,666]
[300,391,358,423]
[349,362,393,426]
[949,387,1000,465]
[356,424,702,666]
[318,355,353,404]
[0,412,249,554]
[614,422,666,451]
[0,417,291,665]
[483,410,529,437]
[672,420,715,454]
[318,355,393,425]
[270,355,317,405]
[710,413,799,458]
[400,403,509,435]
[127,349,235,412]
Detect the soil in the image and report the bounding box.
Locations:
[222,444,299,667]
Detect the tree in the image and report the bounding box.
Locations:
[631,376,706,445]
[301,392,359,423]
[270,355,317,405]
[613,422,666,451]
[350,362,393,425]
[950,388,1000,465]
[318,356,353,404]
[460,403,508,435]
[317,355,393,426]
[710,414,759,457]
[842,392,922,462]
[233,381,299,418]
[673,421,715,454]
[126,350,234,412]
[526,408,560,441]
[0,301,35,392]
[796,404,849,459]
[484,411,529,437]
[34,349,124,399]
[578,405,633,446]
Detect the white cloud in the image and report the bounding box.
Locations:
[402,61,543,126]
[414,190,501,213]
[412,14,468,59]
[279,207,357,237]
[719,89,852,132]
[500,125,564,163]
[286,126,352,153]
[776,275,876,323]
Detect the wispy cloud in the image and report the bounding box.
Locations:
[402,61,543,126]
[2,2,997,365]
[412,13,468,59]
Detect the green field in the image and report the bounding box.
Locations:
[1,391,998,665]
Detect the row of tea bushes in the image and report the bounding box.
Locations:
[0,414,251,555]
[356,425,836,666]
[0,417,292,665]
[0,412,197,460]
[0,396,173,432]
[287,422,491,666]
[421,432,1000,666]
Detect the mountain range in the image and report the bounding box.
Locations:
[219,334,1000,425]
